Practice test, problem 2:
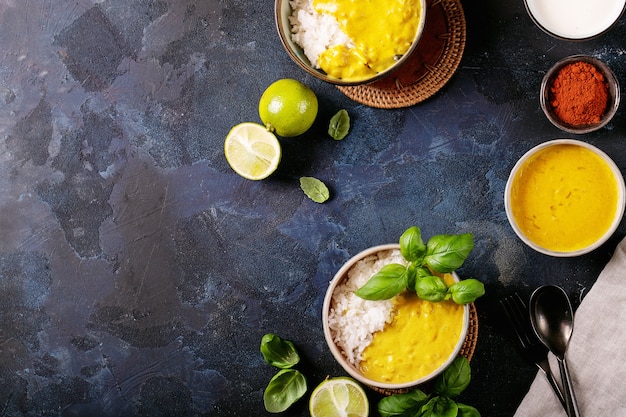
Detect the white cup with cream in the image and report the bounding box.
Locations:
[524,0,626,40]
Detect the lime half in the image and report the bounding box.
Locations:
[224,122,281,180]
[309,377,369,417]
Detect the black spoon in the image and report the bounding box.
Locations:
[530,285,581,417]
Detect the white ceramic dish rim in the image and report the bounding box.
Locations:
[274,0,428,86]
[539,55,620,135]
[522,0,626,41]
[322,243,470,390]
[504,139,626,257]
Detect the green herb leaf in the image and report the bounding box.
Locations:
[448,279,485,304]
[421,396,458,417]
[263,369,307,413]
[328,109,350,140]
[410,266,432,291]
[260,333,300,369]
[434,356,471,398]
[354,263,407,300]
[405,263,418,290]
[377,389,429,417]
[457,403,482,417]
[300,177,330,203]
[415,275,448,302]
[415,266,434,279]
[424,233,474,273]
[399,226,426,263]
[378,358,481,417]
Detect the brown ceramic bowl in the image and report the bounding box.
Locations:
[322,244,469,390]
[540,55,620,134]
[274,0,427,86]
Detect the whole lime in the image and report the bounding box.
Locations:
[259,79,318,137]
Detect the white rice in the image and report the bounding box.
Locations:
[288,0,353,68]
[328,249,406,366]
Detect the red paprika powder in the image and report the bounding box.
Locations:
[549,61,609,126]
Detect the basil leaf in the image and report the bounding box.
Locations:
[415,266,434,279]
[263,369,307,413]
[457,403,482,417]
[399,226,426,262]
[300,177,330,203]
[448,279,485,304]
[328,109,350,140]
[421,396,458,417]
[377,389,429,417]
[434,356,471,397]
[260,333,300,369]
[425,233,474,273]
[406,263,418,290]
[415,275,448,302]
[354,263,407,300]
[411,266,432,293]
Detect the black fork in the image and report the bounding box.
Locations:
[500,293,566,409]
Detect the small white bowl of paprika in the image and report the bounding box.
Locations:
[540,55,620,134]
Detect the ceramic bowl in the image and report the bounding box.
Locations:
[505,139,625,257]
[523,0,626,40]
[540,55,620,134]
[322,244,470,390]
[274,0,427,86]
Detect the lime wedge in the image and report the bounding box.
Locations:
[309,377,369,417]
[224,122,281,180]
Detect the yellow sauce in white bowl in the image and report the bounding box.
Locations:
[359,277,465,384]
[505,139,625,256]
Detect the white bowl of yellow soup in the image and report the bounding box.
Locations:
[275,0,427,85]
[505,139,625,257]
[322,244,469,390]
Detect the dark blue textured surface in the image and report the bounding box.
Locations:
[1,0,625,415]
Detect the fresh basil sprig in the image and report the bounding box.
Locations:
[355,226,485,305]
[260,334,307,413]
[378,356,481,417]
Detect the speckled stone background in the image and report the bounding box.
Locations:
[1,0,625,416]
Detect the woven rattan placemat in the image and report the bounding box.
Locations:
[337,0,466,108]
[460,302,479,362]
[370,302,479,396]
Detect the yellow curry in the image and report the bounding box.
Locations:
[313,0,421,81]
[509,144,619,252]
[359,274,465,384]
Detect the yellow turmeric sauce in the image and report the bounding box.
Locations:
[510,144,619,252]
[313,0,421,81]
[359,274,464,384]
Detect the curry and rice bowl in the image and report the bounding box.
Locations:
[288,0,424,82]
[324,246,468,388]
